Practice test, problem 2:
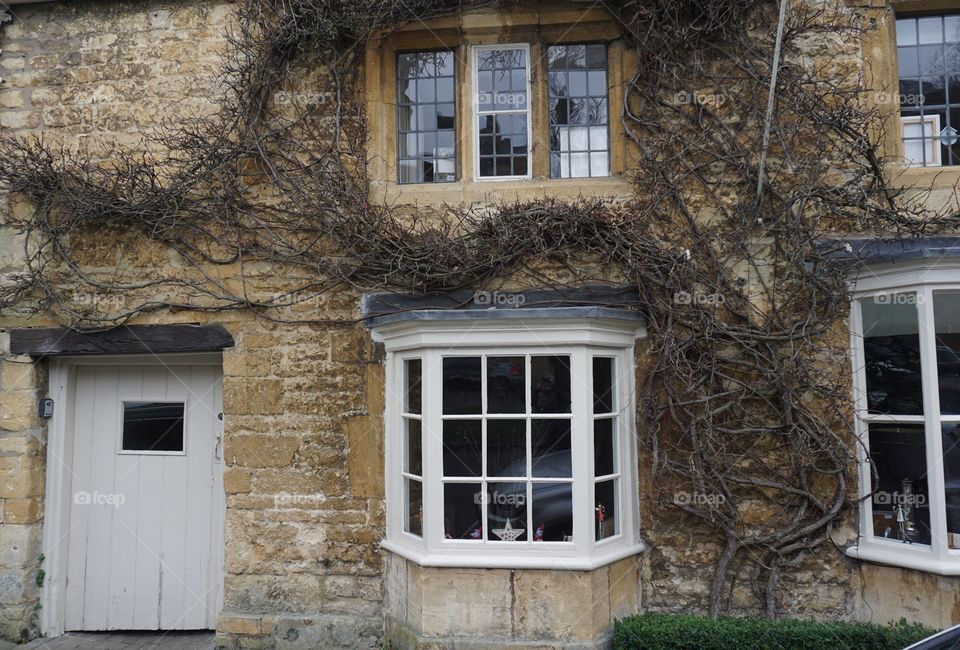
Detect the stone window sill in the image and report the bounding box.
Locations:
[369,175,635,208]
[885,163,960,189]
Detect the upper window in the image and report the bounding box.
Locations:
[547,44,610,179]
[397,50,457,183]
[395,42,612,184]
[372,311,643,569]
[849,266,960,574]
[896,14,960,167]
[475,45,531,179]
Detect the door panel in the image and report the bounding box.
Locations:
[64,364,223,631]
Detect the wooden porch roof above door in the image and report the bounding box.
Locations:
[9,324,235,357]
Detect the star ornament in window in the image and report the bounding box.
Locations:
[492,519,525,541]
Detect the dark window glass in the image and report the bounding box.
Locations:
[934,291,960,414]
[405,478,423,537]
[405,359,422,414]
[861,295,923,415]
[531,356,571,413]
[593,357,615,413]
[941,423,960,546]
[487,356,525,413]
[531,419,572,478]
[443,356,482,414]
[594,417,615,476]
[443,420,482,477]
[869,423,931,545]
[444,482,482,539]
[406,418,422,476]
[397,50,456,183]
[532,483,573,542]
[121,402,184,452]
[897,15,960,166]
[595,478,618,540]
[476,47,528,178]
[487,481,527,541]
[487,419,526,477]
[548,44,610,178]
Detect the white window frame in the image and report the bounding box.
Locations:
[373,314,645,569]
[471,43,534,182]
[848,259,960,574]
[901,114,942,168]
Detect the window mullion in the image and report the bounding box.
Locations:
[423,348,444,553]
[572,347,592,556]
[919,286,949,558]
[850,299,876,544]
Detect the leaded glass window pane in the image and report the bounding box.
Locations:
[548,44,610,178]
[397,50,456,183]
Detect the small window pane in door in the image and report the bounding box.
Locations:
[122,401,185,452]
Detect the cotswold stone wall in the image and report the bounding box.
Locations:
[0,1,387,647]
[0,336,45,642]
[2,0,960,647]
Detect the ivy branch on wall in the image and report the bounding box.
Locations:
[1,0,958,616]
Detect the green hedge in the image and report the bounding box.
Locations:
[612,613,936,650]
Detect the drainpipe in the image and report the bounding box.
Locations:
[755,0,790,208]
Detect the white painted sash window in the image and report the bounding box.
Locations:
[849,261,960,574]
[373,313,644,569]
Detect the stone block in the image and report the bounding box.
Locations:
[2,498,42,525]
[514,568,603,641]
[412,566,513,638]
[607,556,641,619]
[224,434,300,468]
[331,327,372,364]
[0,360,37,392]
[223,379,284,415]
[0,392,38,433]
[0,464,44,499]
[344,415,383,499]
[0,524,41,569]
[224,467,253,494]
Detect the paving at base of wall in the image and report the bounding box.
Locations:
[1,631,214,650]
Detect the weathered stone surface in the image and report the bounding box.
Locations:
[225,434,300,468]
[0,525,41,570]
[0,392,37,433]
[223,379,285,415]
[1,498,42,525]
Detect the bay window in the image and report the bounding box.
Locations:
[850,264,960,573]
[372,308,643,569]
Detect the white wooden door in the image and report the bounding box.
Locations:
[64,363,224,630]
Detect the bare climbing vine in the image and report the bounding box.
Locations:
[1,0,957,617]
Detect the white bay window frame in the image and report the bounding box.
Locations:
[373,311,645,569]
[848,260,960,574]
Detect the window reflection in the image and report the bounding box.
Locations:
[934,291,960,414]
[444,483,482,539]
[443,357,482,414]
[487,356,525,413]
[943,423,960,547]
[531,356,571,413]
[869,422,931,545]
[443,420,482,476]
[861,297,923,415]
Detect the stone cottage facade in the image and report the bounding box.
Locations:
[1,0,960,648]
